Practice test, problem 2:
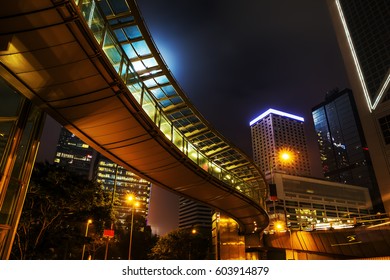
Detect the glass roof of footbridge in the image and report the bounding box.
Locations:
[77,0,266,200]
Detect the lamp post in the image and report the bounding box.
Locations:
[288,228,294,260]
[189,228,197,260]
[81,219,92,260]
[277,149,296,259]
[127,195,139,260]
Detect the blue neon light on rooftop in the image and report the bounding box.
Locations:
[249,108,304,126]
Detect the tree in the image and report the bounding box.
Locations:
[149,228,211,260]
[10,162,114,259]
[103,214,158,260]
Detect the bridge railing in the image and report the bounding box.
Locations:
[74,0,265,207]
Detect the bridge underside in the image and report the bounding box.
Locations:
[264,227,390,259]
[0,0,268,233]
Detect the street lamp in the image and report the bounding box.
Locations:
[189,228,198,260]
[127,195,140,260]
[81,219,92,260]
[288,228,295,260]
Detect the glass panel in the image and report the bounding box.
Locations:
[123,44,138,59]
[160,99,172,108]
[154,109,161,126]
[187,143,197,163]
[97,0,112,16]
[0,107,42,225]
[142,94,156,121]
[171,96,183,105]
[81,1,105,44]
[162,85,176,96]
[0,79,22,116]
[221,170,231,184]
[125,71,138,86]
[210,163,221,178]
[172,129,183,151]
[155,75,169,85]
[198,153,209,171]
[132,41,150,56]
[160,116,172,141]
[143,58,158,68]
[113,29,126,43]
[127,83,142,104]
[124,25,142,39]
[151,88,165,99]
[0,122,14,172]
[132,61,146,72]
[120,60,128,81]
[143,78,157,88]
[103,33,122,70]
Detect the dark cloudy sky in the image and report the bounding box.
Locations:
[136,0,349,158]
[135,0,350,234]
[38,0,351,236]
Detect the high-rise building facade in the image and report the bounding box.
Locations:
[178,197,212,229]
[54,128,95,178]
[54,128,151,222]
[327,0,390,213]
[250,108,311,177]
[312,88,384,212]
[94,154,151,222]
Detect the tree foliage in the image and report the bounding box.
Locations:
[10,162,114,259]
[105,214,158,260]
[149,228,211,260]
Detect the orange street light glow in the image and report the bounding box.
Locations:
[278,148,294,163]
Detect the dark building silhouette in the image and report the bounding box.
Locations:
[312,88,384,212]
[54,127,96,178]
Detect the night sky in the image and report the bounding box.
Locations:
[135,0,350,234]
[38,0,351,236]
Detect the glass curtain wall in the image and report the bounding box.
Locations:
[0,78,45,259]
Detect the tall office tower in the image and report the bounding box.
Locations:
[250,108,311,177]
[94,154,151,221]
[327,0,390,213]
[178,197,212,229]
[54,127,95,178]
[312,88,384,212]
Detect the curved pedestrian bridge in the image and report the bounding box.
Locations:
[0,0,268,234]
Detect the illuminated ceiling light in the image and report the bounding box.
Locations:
[335,0,372,112]
[249,108,304,126]
[189,151,197,160]
[214,166,221,173]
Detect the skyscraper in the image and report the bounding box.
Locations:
[178,197,212,229]
[312,88,384,212]
[327,0,390,213]
[54,128,151,222]
[94,154,151,221]
[54,127,95,178]
[250,108,311,177]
